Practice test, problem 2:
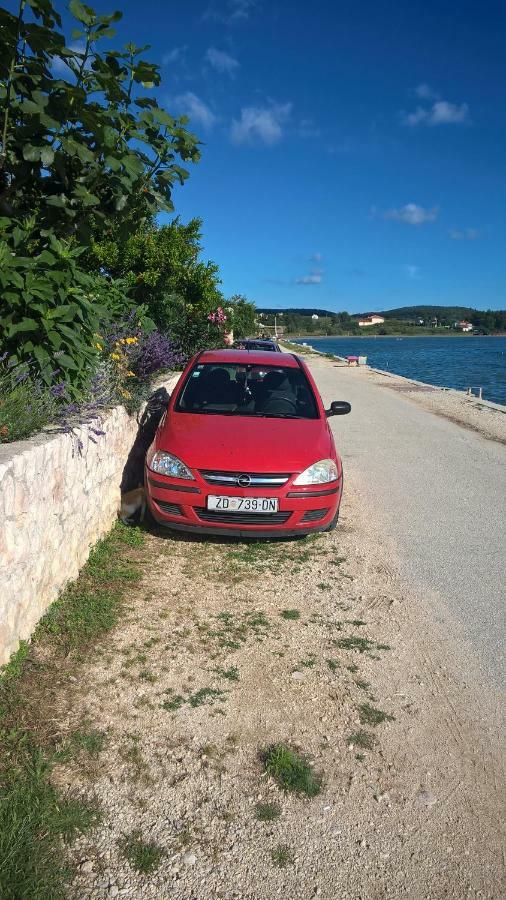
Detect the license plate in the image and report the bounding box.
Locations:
[207,495,278,514]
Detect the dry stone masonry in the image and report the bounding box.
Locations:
[0,376,179,666]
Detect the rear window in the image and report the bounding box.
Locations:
[176,362,319,419]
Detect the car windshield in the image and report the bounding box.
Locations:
[236,341,277,351]
[176,362,319,419]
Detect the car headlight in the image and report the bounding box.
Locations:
[293,458,339,486]
[148,451,194,480]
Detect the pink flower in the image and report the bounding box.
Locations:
[208,306,227,325]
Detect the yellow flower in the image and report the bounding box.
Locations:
[126,371,136,377]
[120,388,131,399]
[95,343,103,351]
[110,353,121,361]
[125,337,138,345]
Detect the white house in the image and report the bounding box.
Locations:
[457,320,473,332]
[358,314,385,327]
[311,314,319,320]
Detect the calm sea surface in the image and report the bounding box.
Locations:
[292,336,506,405]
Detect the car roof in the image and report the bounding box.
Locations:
[198,348,299,367]
[241,339,278,346]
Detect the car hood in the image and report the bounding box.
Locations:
[155,412,333,474]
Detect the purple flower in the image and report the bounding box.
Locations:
[50,382,68,399]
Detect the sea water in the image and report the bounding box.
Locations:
[292,335,506,405]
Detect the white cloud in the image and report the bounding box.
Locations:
[205,47,239,75]
[414,83,438,100]
[310,252,323,262]
[203,0,257,24]
[296,268,323,285]
[402,98,469,127]
[404,264,420,279]
[231,102,292,145]
[173,92,218,129]
[296,274,322,285]
[449,228,480,240]
[383,203,439,226]
[162,46,187,65]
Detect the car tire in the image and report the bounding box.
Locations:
[323,506,340,532]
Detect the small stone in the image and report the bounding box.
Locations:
[291,671,305,681]
[416,790,437,808]
[109,887,119,898]
[80,860,93,874]
[183,852,197,866]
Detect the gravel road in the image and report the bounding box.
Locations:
[308,356,506,687]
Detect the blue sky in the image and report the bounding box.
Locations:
[69,1,505,311]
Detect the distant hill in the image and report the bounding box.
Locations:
[257,307,336,317]
[378,305,479,321]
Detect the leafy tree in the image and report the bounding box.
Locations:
[0,0,200,243]
[227,294,256,338]
[0,0,200,383]
[88,217,223,331]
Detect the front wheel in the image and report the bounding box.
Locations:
[323,506,340,532]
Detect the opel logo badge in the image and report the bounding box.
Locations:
[237,474,251,487]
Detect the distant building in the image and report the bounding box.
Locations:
[311,314,319,320]
[358,314,385,327]
[457,320,473,332]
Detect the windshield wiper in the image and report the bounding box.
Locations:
[253,413,304,419]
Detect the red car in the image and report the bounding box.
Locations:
[146,349,350,537]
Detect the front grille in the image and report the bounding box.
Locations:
[200,470,290,488]
[301,508,329,523]
[197,509,291,526]
[154,501,183,516]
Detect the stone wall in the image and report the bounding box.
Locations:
[0,375,180,666]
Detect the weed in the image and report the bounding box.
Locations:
[355,680,370,691]
[335,635,375,654]
[271,844,295,867]
[214,666,240,682]
[162,694,185,712]
[262,744,322,797]
[280,609,300,620]
[70,728,107,758]
[255,802,281,822]
[138,670,157,683]
[347,730,376,750]
[188,687,226,708]
[326,658,340,672]
[346,664,359,673]
[298,655,317,668]
[317,582,331,591]
[119,831,164,874]
[329,556,347,567]
[357,703,395,727]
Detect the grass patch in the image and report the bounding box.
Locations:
[65,727,107,759]
[280,609,300,620]
[347,730,376,750]
[0,522,146,897]
[262,744,322,797]
[326,658,340,672]
[358,703,395,727]
[355,679,370,691]
[271,844,295,867]
[298,655,317,668]
[0,734,100,899]
[317,582,331,591]
[335,635,373,653]
[255,802,281,822]
[214,666,240,682]
[119,831,164,874]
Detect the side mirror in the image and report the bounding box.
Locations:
[326,400,351,417]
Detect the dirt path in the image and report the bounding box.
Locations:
[43,471,504,899]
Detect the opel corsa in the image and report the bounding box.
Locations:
[146,349,351,537]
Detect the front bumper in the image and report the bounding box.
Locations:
[145,470,342,538]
